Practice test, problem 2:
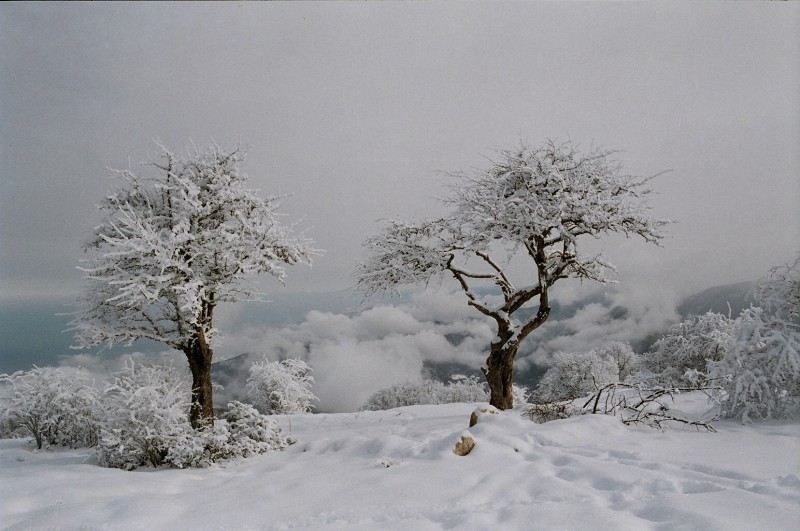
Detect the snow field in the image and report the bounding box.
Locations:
[1,398,798,530]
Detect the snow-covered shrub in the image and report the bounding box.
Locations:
[362,375,514,410]
[246,357,317,415]
[523,401,577,423]
[511,384,531,405]
[223,400,293,454]
[0,366,100,449]
[594,342,641,383]
[362,381,445,410]
[96,360,192,469]
[439,375,490,403]
[644,312,736,387]
[166,401,293,468]
[712,307,800,423]
[753,255,800,322]
[97,361,293,470]
[534,350,620,402]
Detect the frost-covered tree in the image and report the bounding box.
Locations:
[644,311,736,387]
[356,140,668,409]
[711,257,800,422]
[594,341,641,383]
[753,255,800,322]
[534,350,620,402]
[70,141,317,426]
[713,307,800,422]
[246,357,317,415]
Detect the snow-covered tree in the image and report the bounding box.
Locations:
[356,140,668,409]
[0,366,99,449]
[752,255,800,322]
[246,358,317,415]
[594,341,641,383]
[711,257,800,422]
[70,141,318,426]
[713,307,800,422]
[644,311,736,387]
[534,350,620,402]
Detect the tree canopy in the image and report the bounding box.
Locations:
[71,141,317,424]
[357,139,669,408]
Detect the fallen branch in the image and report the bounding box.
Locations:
[581,383,722,432]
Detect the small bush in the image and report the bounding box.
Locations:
[362,381,446,411]
[523,401,577,423]
[246,358,317,415]
[438,374,490,404]
[361,375,527,411]
[644,312,735,387]
[595,342,641,383]
[166,401,293,469]
[534,350,620,402]
[97,361,293,470]
[96,360,191,469]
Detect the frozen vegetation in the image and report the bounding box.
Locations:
[1,398,798,530]
[1,134,797,528]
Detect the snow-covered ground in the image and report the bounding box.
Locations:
[2,397,799,530]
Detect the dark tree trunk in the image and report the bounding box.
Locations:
[484,342,518,410]
[184,328,214,428]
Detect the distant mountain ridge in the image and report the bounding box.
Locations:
[676,281,755,319]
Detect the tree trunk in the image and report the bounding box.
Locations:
[184,328,214,428]
[484,342,518,410]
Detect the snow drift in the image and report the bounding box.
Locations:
[2,397,798,530]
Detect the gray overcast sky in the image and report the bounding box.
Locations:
[1,2,798,302]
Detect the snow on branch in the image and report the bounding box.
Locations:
[356,139,670,330]
[71,141,320,352]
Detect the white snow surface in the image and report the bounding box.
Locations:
[2,396,799,530]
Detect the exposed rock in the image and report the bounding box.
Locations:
[454,433,475,456]
[469,406,498,427]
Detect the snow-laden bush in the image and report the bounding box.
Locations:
[439,374,491,404]
[595,342,641,383]
[0,366,100,449]
[246,357,317,415]
[96,360,192,469]
[362,381,446,411]
[98,361,292,470]
[534,349,620,402]
[644,312,736,387]
[753,255,800,322]
[712,307,800,423]
[166,401,293,469]
[361,375,525,411]
[523,401,577,423]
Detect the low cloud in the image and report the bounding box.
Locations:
[54,284,681,413]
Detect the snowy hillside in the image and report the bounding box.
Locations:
[2,397,798,530]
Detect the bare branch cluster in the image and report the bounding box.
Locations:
[581,383,721,432]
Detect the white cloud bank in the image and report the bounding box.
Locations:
[203,285,680,412]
